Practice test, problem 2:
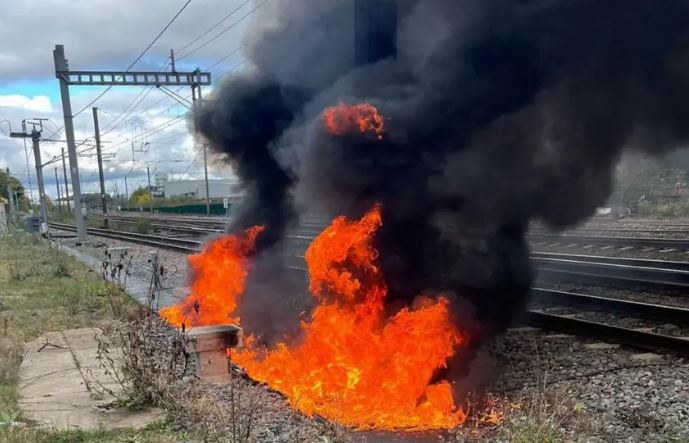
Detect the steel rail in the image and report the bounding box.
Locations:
[524,311,689,356]
[531,251,689,271]
[533,258,689,291]
[530,233,689,249]
[531,288,689,322]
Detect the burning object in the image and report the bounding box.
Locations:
[163,206,467,430]
[160,226,264,327]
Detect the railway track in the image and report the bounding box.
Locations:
[524,311,689,356]
[532,252,689,291]
[50,222,201,253]
[93,213,689,253]
[50,221,689,356]
[530,233,689,250]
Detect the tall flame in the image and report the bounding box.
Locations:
[323,102,385,139]
[235,206,467,430]
[160,225,264,327]
[160,207,467,430]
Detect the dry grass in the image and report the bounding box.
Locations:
[491,342,600,443]
[0,421,199,443]
[94,307,352,442]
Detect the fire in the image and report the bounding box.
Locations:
[161,207,468,430]
[234,206,467,430]
[159,225,264,327]
[323,102,385,139]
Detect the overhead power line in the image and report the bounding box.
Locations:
[176,1,266,61]
[176,0,253,55]
[207,46,242,71]
[99,59,173,136]
[70,0,194,119]
[100,87,155,137]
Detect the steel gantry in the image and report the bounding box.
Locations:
[53,44,212,242]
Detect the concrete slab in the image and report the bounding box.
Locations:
[19,328,162,430]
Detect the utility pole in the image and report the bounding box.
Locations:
[92,107,108,228]
[5,167,16,219]
[54,167,62,212]
[10,129,48,233]
[202,143,210,215]
[61,147,71,212]
[192,82,211,215]
[124,176,130,212]
[146,166,153,213]
[53,44,87,242]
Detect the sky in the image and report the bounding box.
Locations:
[0,0,257,201]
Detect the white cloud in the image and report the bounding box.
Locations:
[0,95,53,113]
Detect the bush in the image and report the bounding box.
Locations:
[637,200,689,218]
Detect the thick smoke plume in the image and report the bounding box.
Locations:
[196,0,689,338]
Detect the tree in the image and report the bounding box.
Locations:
[0,169,25,202]
[612,154,687,204]
[130,187,152,206]
[81,192,113,209]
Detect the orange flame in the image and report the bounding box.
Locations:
[323,102,385,139]
[159,225,264,327]
[160,207,468,430]
[234,206,467,430]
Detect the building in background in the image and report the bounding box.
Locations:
[163,179,244,202]
[153,173,169,197]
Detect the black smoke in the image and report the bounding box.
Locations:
[195,0,689,338]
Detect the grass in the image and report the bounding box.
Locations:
[1,421,197,443]
[0,229,141,439]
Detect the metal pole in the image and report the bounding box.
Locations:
[92,107,108,228]
[61,147,71,212]
[23,138,34,202]
[203,144,210,215]
[54,44,87,242]
[124,176,130,212]
[54,167,62,212]
[6,167,15,218]
[170,49,176,72]
[192,84,211,215]
[146,166,153,213]
[31,131,49,233]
